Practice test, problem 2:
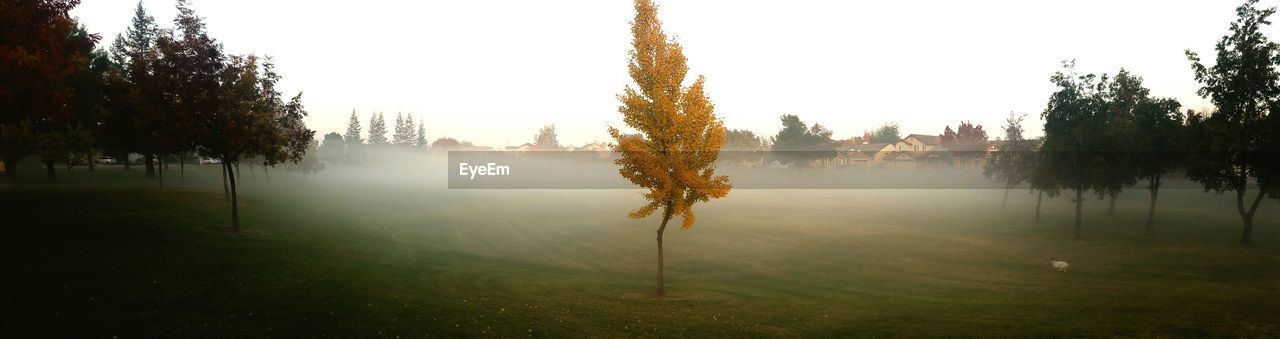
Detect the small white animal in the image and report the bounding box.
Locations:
[1050,258,1069,272]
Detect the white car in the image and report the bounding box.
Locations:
[199,158,222,165]
[95,156,116,164]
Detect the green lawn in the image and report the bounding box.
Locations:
[2,164,1279,337]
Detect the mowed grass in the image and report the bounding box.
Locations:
[2,164,1279,337]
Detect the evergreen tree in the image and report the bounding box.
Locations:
[392,112,415,147]
[100,2,156,172]
[343,110,365,163]
[367,112,388,146]
[770,114,837,167]
[415,118,427,149]
[343,110,362,144]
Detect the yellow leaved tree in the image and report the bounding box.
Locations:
[609,0,732,297]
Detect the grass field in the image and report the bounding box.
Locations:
[2,163,1279,337]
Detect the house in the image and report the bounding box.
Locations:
[885,134,953,169]
[883,151,916,170]
[573,142,612,159]
[575,142,610,153]
[893,134,944,152]
[847,142,892,169]
[504,143,534,154]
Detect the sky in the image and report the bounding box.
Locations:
[70,0,1273,147]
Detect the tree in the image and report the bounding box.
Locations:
[0,122,37,179]
[430,137,468,150]
[1131,97,1184,230]
[0,0,86,180]
[318,132,345,162]
[159,1,312,231]
[1185,0,1280,244]
[284,138,323,176]
[415,118,428,149]
[99,2,157,172]
[722,128,767,164]
[65,23,110,172]
[257,91,315,176]
[204,54,312,231]
[608,0,732,297]
[36,130,68,181]
[392,112,415,147]
[943,121,989,168]
[343,110,364,162]
[64,124,95,174]
[770,114,836,167]
[1027,140,1061,223]
[1094,69,1144,214]
[870,123,901,143]
[1041,60,1110,240]
[533,124,560,150]
[725,129,766,151]
[984,113,1032,209]
[367,112,388,147]
[152,0,226,186]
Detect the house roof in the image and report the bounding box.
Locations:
[848,143,891,152]
[905,134,942,145]
[885,152,915,160]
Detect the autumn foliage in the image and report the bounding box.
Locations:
[609,0,731,230]
[609,0,731,295]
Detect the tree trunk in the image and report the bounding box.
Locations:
[1073,187,1083,240]
[264,166,270,184]
[87,151,95,172]
[122,152,131,171]
[1145,176,1160,231]
[1107,192,1117,215]
[221,164,230,202]
[1237,189,1266,245]
[1035,189,1043,224]
[179,156,185,184]
[158,157,164,187]
[45,161,57,181]
[655,203,673,297]
[225,161,240,232]
[66,161,71,177]
[145,153,155,179]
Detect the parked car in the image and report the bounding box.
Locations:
[199,157,222,165]
[95,156,116,165]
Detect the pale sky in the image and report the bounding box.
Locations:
[71,0,1269,147]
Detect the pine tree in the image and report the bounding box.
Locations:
[367,112,388,146]
[392,112,415,147]
[343,110,362,144]
[343,110,365,163]
[416,118,428,149]
[100,1,157,174]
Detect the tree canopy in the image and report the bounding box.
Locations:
[608,0,731,296]
[1184,0,1280,244]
